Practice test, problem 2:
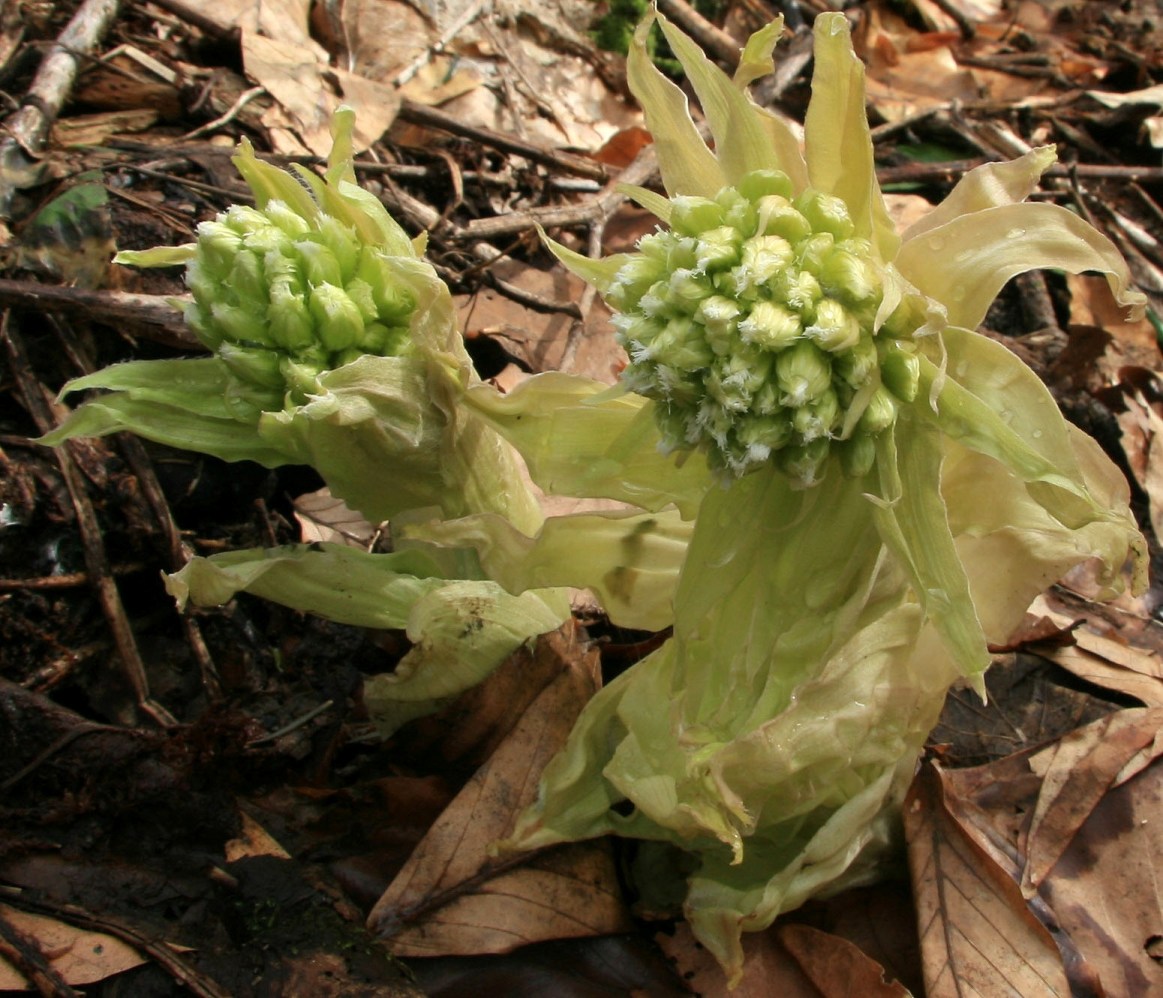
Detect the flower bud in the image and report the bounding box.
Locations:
[795,191,854,240]
[295,240,344,288]
[738,169,793,203]
[671,195,725,236]
[774,269,821,312]
[278,353,325,401]
[778,438,830,487]
[716,187,757,236]
[656,316,715,372]
[740,235,795,287]
[309,282,364,352]
[858,385,898,435]
[839,432,877,478]
[223,205,268,236]
[835,334,878,388]
[609,254,667,309]
[262,199,311,238]
[210,301,270,346]
[183,301,220,349]
[804,298,860,353]
[355,248,416,321]
[695,226,742,272]
[738,300,801,351]
[695,295,741,339]
[735,412,792,461]
[227,249,267,304]
[316,214,360,282]
[792,387,840,442]
[267,281,314,351]
[668,268,713,310]
[197,221,244,275]
[819,245,877,304]
[756,197,812,243]
[219,342,284,389]
[880,344,921,403]
[776,342,831,407]
[796,232,835,275]
[344,277,380,322]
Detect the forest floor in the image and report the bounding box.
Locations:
[2,1,1163,995]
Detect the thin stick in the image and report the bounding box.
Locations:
[2,312,177,727]
[2,0,122,155]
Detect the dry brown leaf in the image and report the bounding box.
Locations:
[458,258,624,382]
[657,921,821,998]
[945,731,1163,995]
[777,923,910,997]
[1021,708,1163,897]
[0,904,148,989]
[1032,759,1163,995]
[1024,593,1163,705]
[294,487,380,547]
[1068,273,1160,369]
[658,918,910,997]
[225,809,291,862]
[905,763,1071,997]
[368,626,633,955]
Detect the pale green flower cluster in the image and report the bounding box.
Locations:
[184,198,416,410]
[607,172,920,482]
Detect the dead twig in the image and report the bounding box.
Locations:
[2,311,177,727]
[1,0,121,156]
[656,0,740,67]
[0,279,197,347]
[0,0,122,218]
[0,906,81,998]
[397,99,608,183]
[0,889,230,998]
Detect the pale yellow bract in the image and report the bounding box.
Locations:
[420,10,1151,984]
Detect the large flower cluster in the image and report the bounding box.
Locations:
[608,172,921,482]
[184,196,416,410]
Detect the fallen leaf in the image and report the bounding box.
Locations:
[0,904,147,989]
[458,257,624,382]
[1021,708,1163,896]
[905,762,1071,997]
[368,625,634,954]
[944,721,1163,996]
[1024,592,1163,706]
[657,917,909,997]
[657,920,820,998]
[777,923,910,997]
[294,487,381,547]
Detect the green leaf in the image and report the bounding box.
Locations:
[871,415,989,681]
[539,227,632,294]
[627,12,724,197]
[464,373,713,518]
[408,507,693,631]
[655,10,779,186]
[616,183,674,224]
[896,200,1146,330]
[900,146,1057,242]
[804,14,898,262]
[168,542,570,737]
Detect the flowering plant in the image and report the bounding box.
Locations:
[37,13,1149,983]
[416,11,1148,980]
[41,108,568,728]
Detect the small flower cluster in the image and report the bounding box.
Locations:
[185,199,416,410]
[606,169,920,484]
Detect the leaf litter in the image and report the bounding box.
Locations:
[2,0,1163,993]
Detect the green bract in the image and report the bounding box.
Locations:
[39,108,568,732]
[41,107,541,531]
[431,11,1150,984]
[607,177,913,480]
